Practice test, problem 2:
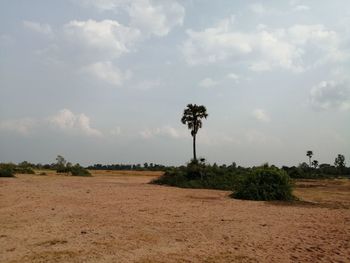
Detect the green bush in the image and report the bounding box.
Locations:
[0,163,35,175]
[232,166,294,201]
[57,167,70,173]
[55,161,91,176]
[0,163,16,177]
[151,161,245,190]
[69,165,91,176]
[0,168,15,177]
[16,167,35,174]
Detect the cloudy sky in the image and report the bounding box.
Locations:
[1,0,349,166]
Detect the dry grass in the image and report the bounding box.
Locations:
[30,169,164,177]
[33,169,57,176]
[88,170,164,177]
[293,178,350,209]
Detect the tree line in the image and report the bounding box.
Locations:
[1,104,349,179]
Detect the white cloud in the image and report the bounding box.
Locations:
[74,0,185,36]
[310,81,350,111]
[139,126,241,146]
[110,126,122,136]
[63,19,141,58]
[294,5,310,11]
[82,61,131,86]
[23,20,53,38]
[140,125,185,139]
[182,16,252,65]
[134,79,161,90]
[289,0,310,11]
[287,24,345,65]
[245,130,281,145]
[252,109,270,123]
[248,3,266,15]
[249,61,272,72]
[248,3,281,16]
[128,0,184,36]
[0,34,14,46]
[199,78,218,88]
[288,24,337,46]
[182,16,301,71]
[227,73,240,82]
[182,16,346,72]
[74,0,122,11]
[49,109,102,137]
[0,118,36,135]
[196,129,241,146]
[25,19,140,82]
[246,130,268,144]
[0,110,105,137]
[139,129,153,139]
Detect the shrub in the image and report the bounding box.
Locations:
[57,167,70,173]
[55,161,91,176]
[0,168,15,177]
[15,167,35,174]
[0,163,35,176]
[151,161,245,190]
[232,166,294,201]
[0,163,16,177]
[69,165,91,176]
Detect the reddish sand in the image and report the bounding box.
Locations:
[0,173,349,262]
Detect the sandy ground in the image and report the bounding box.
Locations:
[0,172,349,263]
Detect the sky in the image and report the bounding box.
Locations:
[0,0,349,167]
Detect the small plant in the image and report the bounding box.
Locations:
[232,166,294,201]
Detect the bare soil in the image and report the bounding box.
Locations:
[0,172,349,263]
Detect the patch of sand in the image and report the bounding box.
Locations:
[0,173,349,262]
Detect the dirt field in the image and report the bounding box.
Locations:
[1,171,349,263]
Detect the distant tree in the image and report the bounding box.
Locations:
[55,155,67,172]
[312,160,319,168]
[18,161,32,168]
[230,162,237,169]
[181,104,208,161]
[306,151,313,167]
[334,154,346,168]
[298,162,309,171]
[319,163,330,169]
[56,155,66,167]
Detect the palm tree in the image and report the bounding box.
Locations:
[181,104,208,161]
[312,160,319,168]
[306,150,313,167]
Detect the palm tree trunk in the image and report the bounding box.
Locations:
[193,134,197,161]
